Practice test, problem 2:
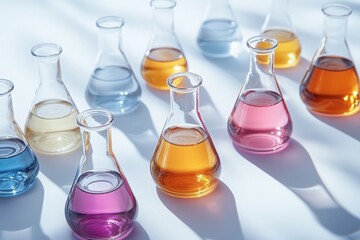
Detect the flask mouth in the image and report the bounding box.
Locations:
[167,72,202,93]
[151,0,176,9]
[77,108,114,132]
[322,3,352,18]
[247,36,278,53]
[0,79,14,96]
[31,43,62,58]
[96,16,125,29]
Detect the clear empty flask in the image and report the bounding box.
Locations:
[0,79,39,197]
[65,109,137,239]
[197,0,242,58]
[25,43,81,155]
[261,0,301,68]
[151,72,221,198]
[300,3,360,116]
[141,0,188,90]
[228,36,292,152]
[86,16,141,114]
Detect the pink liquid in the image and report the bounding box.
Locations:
[65,170,137,240]
[228,90,292,152]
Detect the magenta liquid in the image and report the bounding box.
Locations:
[65,170,137,240]
[228,90,292,152]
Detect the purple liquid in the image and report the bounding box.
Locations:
[228,90,292,152]
[65,170,137,239]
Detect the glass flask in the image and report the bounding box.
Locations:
[300,3,360,116]
[0,79,39,197]
[228,36,292,152]
[150,72,221,198]
[197,0,242,58]
[261,0,301,68]
[86,16,141,115]
[141,0,188,90]
[25,43,81,155]
[65,109,137,240]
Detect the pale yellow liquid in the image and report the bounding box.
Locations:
[25,100,81,155]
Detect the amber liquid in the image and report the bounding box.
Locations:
[263,29,301,68]
[151,126,221,198]
[141,48,188,90]
[300,56,360,115]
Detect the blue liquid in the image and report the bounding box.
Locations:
[197,19,242,58]
[86,66,141,115]
[0,138,39,197]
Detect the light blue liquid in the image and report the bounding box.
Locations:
[0,138,39,197]
[197,19,242,58]
[86,66,141,115]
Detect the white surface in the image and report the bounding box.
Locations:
[1,0,360,240]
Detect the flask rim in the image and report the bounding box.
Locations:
[77,108,114,132]
[167,72,202,93]
[31,43,62,58]
[247,36,278,53]
[96,16,125,29]
[0,79,14,96]
[151,0,176,9]
[322,3,352,18]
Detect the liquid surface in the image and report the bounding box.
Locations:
[141,48,188,90]
[65,170,137,240]
[197,19,242,57]
[86,66,141,114]
[25,100,81,155]
[263,29,301,68]
[151,126,220,198]
[300,56,360,115]
[0,138,39,197]
[228,90,292,152]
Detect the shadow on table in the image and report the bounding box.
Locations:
[236,139,360,236]
[157,180,245,240]
[0,179,50,240]
[274,57,310,84]
[112,102,158,161]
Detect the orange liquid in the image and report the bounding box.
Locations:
[300,56,360,115]
[150,126,221,198]
[263,29,301,68]
[141,47,188,90]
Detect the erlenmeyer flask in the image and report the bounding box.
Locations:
[0,79,39,197]
[65,109,137,240]
[150,72,221,198]
[141,0,188,90]
[261,0,301,68]
[197,0,242,58]
[300,3,360,116]
[228,36,292,152]
[25,43,81,155]
[86,16,141,115]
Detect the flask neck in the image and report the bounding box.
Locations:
[0,89,14,132]
[323,16,348,41]
[270,0,289,14]
[263,0,292,31]
[249,49,275,76]
[152,5,175,36]
[98,28,122,52]
[36,56,62,84]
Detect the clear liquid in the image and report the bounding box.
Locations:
[25,100,81,155]
[0,138,39,197]
[65,170,137,240]
[141,48,188,90]
[228,90,292,152]
[197,19,242,58]
[151,126,221,198]
[86,66,141,114]
[300,56,360,115]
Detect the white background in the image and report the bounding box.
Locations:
[0,0,360,239]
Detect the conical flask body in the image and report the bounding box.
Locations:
[65,109,137,239]
[141,0,188,90]
[25,43,81,155]
[0,79,39,197]
[300,4,360,115]
[228,37,292,152]
[150,72,221,198]
[86,16,141,115]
